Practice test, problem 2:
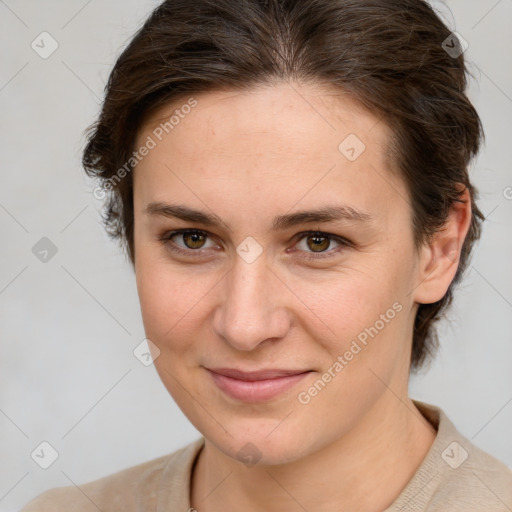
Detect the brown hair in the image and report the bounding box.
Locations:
[83,0,484,371]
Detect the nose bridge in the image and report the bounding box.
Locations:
[213,253,289,351]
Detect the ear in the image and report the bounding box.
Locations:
[412,186,472,305]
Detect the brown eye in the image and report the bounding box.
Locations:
[294,231,350,261]
[160,229,216,255]
[182,231,207,249]
[306,234,331,252]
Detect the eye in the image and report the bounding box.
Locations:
[159,229,218,256]
[293,231,350,260]
[159,229,351,260]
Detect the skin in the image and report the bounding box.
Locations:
[132,81,472,511]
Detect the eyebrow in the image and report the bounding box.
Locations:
[144,202,374,232]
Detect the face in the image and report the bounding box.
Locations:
[132,82,423,465]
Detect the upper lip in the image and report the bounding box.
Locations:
[206,368,311,381]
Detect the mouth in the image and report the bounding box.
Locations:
[205,367,313,403]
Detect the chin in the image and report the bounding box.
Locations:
[213,432,308,467]
[196,410,328,467]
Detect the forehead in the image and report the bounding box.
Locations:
[140,81,388,157]
[133,82,407,225]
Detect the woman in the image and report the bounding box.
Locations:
[21,0,512,510]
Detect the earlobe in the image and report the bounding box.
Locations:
[412,187,472,305]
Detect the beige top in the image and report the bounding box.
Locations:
[21,401,512,511]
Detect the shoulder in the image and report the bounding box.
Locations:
[390,401,512,511]
[20,438,204,512]
[433,433,512,510]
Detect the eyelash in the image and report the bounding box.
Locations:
[158,229,351,261]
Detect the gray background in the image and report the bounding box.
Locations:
[0,1,511,509]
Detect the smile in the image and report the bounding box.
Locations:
[205,368,313,403]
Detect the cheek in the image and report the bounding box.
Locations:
[135,259,206,400]
[308,266,404,337]
[297,282,407,416]
[303,259,411,383]
[135,252,215,350]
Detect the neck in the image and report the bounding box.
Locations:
[191,394,436,512]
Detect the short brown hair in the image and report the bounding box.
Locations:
[83,0,484,371]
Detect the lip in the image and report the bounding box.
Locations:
[206,367,312,403]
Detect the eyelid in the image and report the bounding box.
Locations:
[159,228,219,253]
[159,228,351,259]
[289,230,352,260]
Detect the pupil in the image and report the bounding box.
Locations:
[186,232,204,248]
[310,235,328,252]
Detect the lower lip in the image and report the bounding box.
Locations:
[207,370,311,403]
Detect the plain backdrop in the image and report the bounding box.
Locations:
[0,0,511,510]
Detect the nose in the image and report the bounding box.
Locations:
[212,253,291,352]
